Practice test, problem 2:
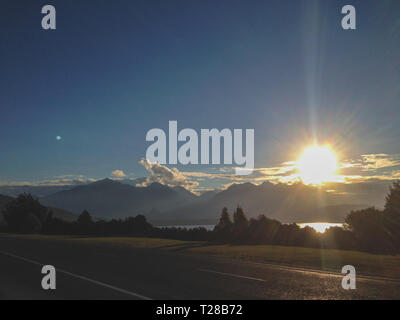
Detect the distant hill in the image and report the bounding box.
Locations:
[39,179,371,223]
[47,206,79,222]
[197,190,220,203]
[41,179,197,219]
[309,204,369,223]
[0,178,150,199]
[0,185,79,198]
[160,182,369,223]
[0,194,78,225]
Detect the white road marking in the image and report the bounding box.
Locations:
[198,268,266,282]
[202,255,400,284]
[0,250,152,300]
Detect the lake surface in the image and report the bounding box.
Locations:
[156,225,215,231]
[297,222,343,233]
[157,223,344,233]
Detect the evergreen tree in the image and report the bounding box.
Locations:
[232,206,248,243]
[2,193,48,234]
[214,207,233,241]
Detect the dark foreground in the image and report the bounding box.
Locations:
[0,235,399,300]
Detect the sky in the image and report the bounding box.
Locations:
[1,0,400,194]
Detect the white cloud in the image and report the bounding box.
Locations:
[138,158,198,189]
[0,177,96,187]
[111,169,126,178]
[360,154,400,170]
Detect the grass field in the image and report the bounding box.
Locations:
[2,233,400,279]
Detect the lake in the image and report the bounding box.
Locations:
[297,222,343,233]
[157,222,344,233]
[156,225,215,231]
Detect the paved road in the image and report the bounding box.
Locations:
[0,235,399,300]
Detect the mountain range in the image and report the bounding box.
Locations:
[41,179,198,220]
[158,182,368,223]
[36,179,369,224]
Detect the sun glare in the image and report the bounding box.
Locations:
[297,145,338,185]
[298,223,343,233]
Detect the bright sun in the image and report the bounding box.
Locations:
[297,145,338,185]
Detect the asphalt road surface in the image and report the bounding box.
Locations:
[0,235,399,300]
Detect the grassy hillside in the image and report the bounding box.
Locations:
[2,234,399,279]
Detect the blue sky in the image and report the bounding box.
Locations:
[1,0,400,191]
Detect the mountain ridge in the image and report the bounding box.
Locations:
[41,179,370,223]
[41,179,197,219]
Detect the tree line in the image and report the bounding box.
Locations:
[213,182,400,254]
[1,182,400,254]
[0,193,210,240]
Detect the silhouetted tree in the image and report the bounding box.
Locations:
[346,207,396,253]
[321,227,355,250]
[248,215,281,244]
[122,215,152,236]
[78,210,93,225]
[385,181,400,216]
[232,206,248,243]
[77,210,94,234]
[214,207,233,242]
[384,181,400,248]
[343,181,400,253]
[2,193,48,233]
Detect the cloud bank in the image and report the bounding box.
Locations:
[138,158,199,189]
[111,170,126,178]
